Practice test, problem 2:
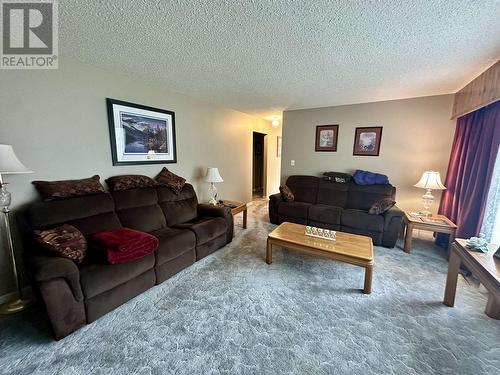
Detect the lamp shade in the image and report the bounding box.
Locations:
[205,167,223,183]
[0,145,32,174]
[414,171,446,190]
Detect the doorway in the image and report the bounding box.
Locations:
[252,132,266,198]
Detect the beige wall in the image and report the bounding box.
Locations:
[281,95,455,212]
[0,60,280,297]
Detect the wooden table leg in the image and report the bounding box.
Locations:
[485,294,500,319]
[243,209,247,229]
[443,246,461,307]
[403,223,413,253]
[363,265,372,294]
[266,239,272,264]
[447,230,455,250]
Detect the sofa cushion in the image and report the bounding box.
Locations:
[174,217,227,245]
[346,183,396,210]
[278,201,312,219]
[32,175,105,201]
[308,204,342,225]
[80,252,155,299]
[316,179,350,208]
[285,176,319,204]
[112,188,166,232]
[34,224,87,264]
[150,228,196,265]
[155,167,186,195]
[105,175,157,192]
[341,209,384,232]
[157,184,198,226]
[26,193,122,236]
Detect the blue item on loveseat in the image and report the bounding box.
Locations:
[353,170,389,185]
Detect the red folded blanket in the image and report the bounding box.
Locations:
[90,227,159,265]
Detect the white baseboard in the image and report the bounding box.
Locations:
[0,286,32,304]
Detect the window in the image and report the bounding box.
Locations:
[481,146,500,244]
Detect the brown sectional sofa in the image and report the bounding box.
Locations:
[269,175,404,248]
[19,183,233,340]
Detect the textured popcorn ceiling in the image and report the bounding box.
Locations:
[60,1,500,118]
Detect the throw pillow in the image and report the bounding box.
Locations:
[32,175,105,201]
[34,224,87,264]
[105,175,157,192]
[369,198,396,215]
[279,185,294,202]
[89,227,159,265]
[155,167,186,194]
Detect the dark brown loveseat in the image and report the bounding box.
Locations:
[269,175,403,248]
[20,183,233,340]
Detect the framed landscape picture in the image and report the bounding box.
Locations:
[315,125,338,152]
[106,98,177,165]
[353,126,383,156]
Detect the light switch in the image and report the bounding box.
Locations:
[290,160,295,166]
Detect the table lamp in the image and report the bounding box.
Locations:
[205,167,223,205]
[414,171,446,216]
[0,144,34,315]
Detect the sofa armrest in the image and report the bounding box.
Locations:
[383,205,404,227]
[268,193,282,224]
[269,193,283,205]
[197,204,234,243]
[197,203,231,218]
[27,253,83,301]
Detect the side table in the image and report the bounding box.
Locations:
[444,239,500,319]
[219,200,247,229]
[401,212,457,253]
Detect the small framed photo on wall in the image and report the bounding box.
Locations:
[353,126,383,156]
[315,125,339,152]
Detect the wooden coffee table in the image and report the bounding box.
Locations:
[266,222,374,294]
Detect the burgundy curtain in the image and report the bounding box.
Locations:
[438,101,500,239]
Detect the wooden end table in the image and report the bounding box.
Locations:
[219,200,247,229]
[444,239,500,319]
[401,212,457,253]
[266,222,374,294]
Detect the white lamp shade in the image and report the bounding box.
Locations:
[414,171,446,190]
[0,144,33,174]
[205,167,223,183]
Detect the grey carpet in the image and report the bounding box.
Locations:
[1,200,499,374]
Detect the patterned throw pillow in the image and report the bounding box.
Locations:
[279,185,294,202]
[368,198,396,215]
[155,167,186,195]
[106,175,157,192]
[35,224,87,264]
[32,175,105,201]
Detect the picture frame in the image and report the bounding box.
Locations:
[277,136,282,157]
[315,125,338,152]
[353,126,383,156]
[106,98,177,166]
